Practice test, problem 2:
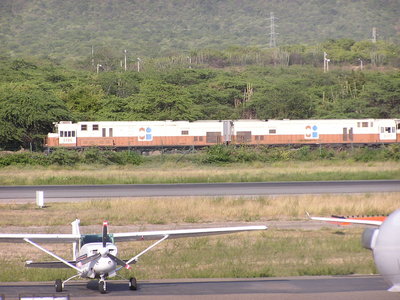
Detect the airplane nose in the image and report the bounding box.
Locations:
[100,248,108,257]
[94,258,117,273]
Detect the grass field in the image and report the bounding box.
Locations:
[0,192,398,282]
[0,160,399,185]
[0,193,398,226]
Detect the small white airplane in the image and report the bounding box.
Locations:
[0,220,267,294]
[308,209,400,292]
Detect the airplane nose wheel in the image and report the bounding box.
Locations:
[99,280,106,294]
[129,277,137,290]
[55,279,62,292]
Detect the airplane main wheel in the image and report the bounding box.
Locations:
[129,277,137,290]
[99,280,106,294]
[55,279,62,292]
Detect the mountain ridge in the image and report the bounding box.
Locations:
[1,0,399,60]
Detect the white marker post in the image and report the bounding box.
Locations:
[36,191,44,208]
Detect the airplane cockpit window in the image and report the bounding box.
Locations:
[81,234,113,245]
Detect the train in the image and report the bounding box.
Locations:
[45,119,400,149]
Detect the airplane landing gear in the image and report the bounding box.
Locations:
[129,277,137,290]
[99,275,107,294]
[55,279,62,292]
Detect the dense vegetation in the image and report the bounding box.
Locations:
[0,43,399,151]
[0,145,399,168]
[1,0,399,59]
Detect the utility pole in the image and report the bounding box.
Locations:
[91,45,94,67]
[96,64,102,74]
[323,52,330,73]
[124,49,127,71]
[372,27,377,43]
[268,12,278,48]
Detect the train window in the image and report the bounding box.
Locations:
[194,136,198,142]
[81,124,87,131]
[269,129,276,134]
[199,136,203,142]
[260,136,264,141]
[93,124,99,131]
[60,131,64,137]
[67,131,71,137]
[357,122,360,127]
[181,130,189,135]
[371,122,373,127]
[397,123,400,130]
[362,122,368,127]
[72,131,76,137]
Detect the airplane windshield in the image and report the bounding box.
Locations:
[81,234,114,245]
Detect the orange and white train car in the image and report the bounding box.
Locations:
[45,119,400,149]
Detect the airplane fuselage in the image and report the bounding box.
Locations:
[77,242,118,278]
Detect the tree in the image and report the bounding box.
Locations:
[250,81,315,119]
[60,84,105,120]
[0,82,71,150]
[127,80,200,120]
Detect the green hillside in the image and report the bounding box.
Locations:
[1,0,399,59]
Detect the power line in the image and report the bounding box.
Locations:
[372,27,377,43]
[268,12,278,48]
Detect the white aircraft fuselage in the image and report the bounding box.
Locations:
[77,242,118,278]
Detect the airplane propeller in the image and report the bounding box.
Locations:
[102,221,108,248]
[76,221,131,269]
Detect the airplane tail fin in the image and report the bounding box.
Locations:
[71,219,80,260]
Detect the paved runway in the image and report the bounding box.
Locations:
[1,180,399,201]
[0,276,398,300]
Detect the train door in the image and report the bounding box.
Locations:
[397,120,400,142]
[342,128,353,142]
[206,132,221,144]
[102,128,113,137]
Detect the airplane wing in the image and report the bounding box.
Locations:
[113,225,268,242]
[0,233,80,243]
[25,260,76,268]
[308,216,383,226]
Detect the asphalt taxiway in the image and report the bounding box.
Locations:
[0,275,399,300]
[1,180,399,202]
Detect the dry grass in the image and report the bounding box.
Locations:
[0,228,374,282]
[0,193,398,227]
[0,193,396,281]
[0,161,399,185]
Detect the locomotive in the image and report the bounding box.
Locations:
[45,119,400,149]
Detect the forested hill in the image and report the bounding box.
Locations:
[1,0,399,59]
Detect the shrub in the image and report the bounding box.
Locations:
[82,148,115,165]
[352,147,384,162]
[202,145,234,164]
[49,149,80,166]
[293,146,313,161]
[116,151,143,165]
[234,146,259,162]
[0,152,50,166]
[383,144,400,161]
[260,147,292,162]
